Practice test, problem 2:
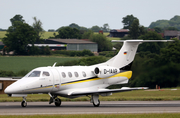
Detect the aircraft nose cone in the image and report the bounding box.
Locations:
[4,84,21,94]
[4,87,12,96]
[4,86,13,94]
[4,87,9,94]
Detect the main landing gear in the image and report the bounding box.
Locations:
[21,97,27,107]
[90,94,100,107]
[48,93,61,107]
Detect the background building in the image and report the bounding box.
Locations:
[33,39,98,52]
[0,78,18,94]
[0,41,4,50]
[109,29,129,38]
[164,30,180,40]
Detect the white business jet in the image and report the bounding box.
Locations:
[4,40,172,107]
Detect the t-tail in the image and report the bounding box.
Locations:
[104,39,174,69]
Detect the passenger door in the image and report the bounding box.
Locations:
[40,70,54,92]
[50,68,61,91]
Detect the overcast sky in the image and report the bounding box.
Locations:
[1,0,180,31]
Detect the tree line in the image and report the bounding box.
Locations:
[149,15,180,31]
[2,15,45,55]
[48,23,110,33]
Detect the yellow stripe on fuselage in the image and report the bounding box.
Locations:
[61,71,132,86]
[110,71,132,79]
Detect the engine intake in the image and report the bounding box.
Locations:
[94,67,100,74]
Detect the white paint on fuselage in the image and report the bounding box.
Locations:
[5,65,129,97]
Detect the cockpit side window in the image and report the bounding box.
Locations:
[28,71,41,77]
[42,71,50,77]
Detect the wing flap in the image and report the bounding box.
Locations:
[69,87,147,96]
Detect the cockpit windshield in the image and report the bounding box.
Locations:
[28,71,41,77]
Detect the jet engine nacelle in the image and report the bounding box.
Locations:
[94,66,120,78]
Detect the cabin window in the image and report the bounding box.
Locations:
[68,72,72,78]
[74,72,79,77]
[62,72,66,78]
[42,71,50,76]
[82,71,86,77]
[28,71,41,77]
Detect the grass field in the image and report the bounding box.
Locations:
[0,113,180,118]
[41,31,58,39]
[0,31,6,41]
[94,32,121,41]
[1,89,180,102]
[0,31,57,40]
[0,56,81,72]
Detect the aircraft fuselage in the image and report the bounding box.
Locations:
[5,66,131,97]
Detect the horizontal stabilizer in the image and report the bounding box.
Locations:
[112,40,174,43]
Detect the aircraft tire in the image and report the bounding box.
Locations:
[21,101,27,107]
[93,99,100,107]
[55,98,61,107]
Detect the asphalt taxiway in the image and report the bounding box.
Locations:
[0,101,180,115]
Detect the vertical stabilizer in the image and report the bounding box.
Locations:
[108,40,142,68]
[106,40,173,69]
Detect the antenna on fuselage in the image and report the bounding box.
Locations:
[52,62,57,67]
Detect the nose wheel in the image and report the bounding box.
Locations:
[21,97,27,107]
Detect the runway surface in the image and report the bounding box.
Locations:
[0,101,180,115]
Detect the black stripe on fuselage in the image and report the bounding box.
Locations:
[61,76,97,85]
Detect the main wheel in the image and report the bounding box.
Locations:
[21,101,27,107]
[55,98,61,107]
[93,99,100,107]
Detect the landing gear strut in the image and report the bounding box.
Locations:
[90,94,100,107]
[49,93,61,107]
[21,97,27,107]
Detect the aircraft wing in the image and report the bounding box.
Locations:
[69,87,148,96]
